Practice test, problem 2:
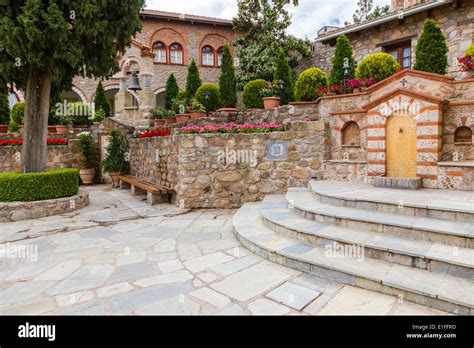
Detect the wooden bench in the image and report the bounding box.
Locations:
[118,175,172,205]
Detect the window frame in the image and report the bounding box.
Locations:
[384,41,412,70]
[201,45,215,67]
[169,42,184,65]
[217,46,224,67]
[152,41,168,64]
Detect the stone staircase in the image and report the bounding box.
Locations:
[233,180,474,315]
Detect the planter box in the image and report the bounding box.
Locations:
[56,125,69,134]
[190,111,206,119]
[175,114,190,122]
[165,117,177,125]
[48,126,57,134]
[263,97,280,110]
[153,119,166,127]
[0,125,7,134]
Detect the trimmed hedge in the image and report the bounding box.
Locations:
[0,168,79,202]
[195,83,221,111]
[295,67,328,101]
[355,52,400,82]
[243,79,268,108]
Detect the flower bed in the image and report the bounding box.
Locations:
[317,77,376,97]
[178,122,286,134]
[134,128,171,139]
[458,55,474,72]
[0,138,69,146]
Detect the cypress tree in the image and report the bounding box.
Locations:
[94,81,111,117]
[186,59,202,100]
[273,48,294,105]
[219,45,237,108]
[329,34,356,85]
[164,73,179,110]
[0,91,10,125]
[413,19,448,75]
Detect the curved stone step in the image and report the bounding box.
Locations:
[233,202,474,315]
[309,180,474,223]
[286,188,474,249]
[260,195,474,279]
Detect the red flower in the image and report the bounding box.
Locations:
[0,138,68,146]
[137,128,172,139]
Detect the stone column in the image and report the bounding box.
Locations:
[114,78,128,119]
[137,73,155,127]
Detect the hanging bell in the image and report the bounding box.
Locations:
[128,71,142,92]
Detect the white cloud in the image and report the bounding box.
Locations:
[145,0,391,39]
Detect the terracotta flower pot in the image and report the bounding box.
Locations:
[263,97,281,110]
[56,125,69,134]
[0,125,7,134]
[175,114,190,122]
[79,168,95,185]
[165,117,177,125]
[109,171,121,188]
[48,125,57,134]
[153,119,166,127]
[190,110,206,119]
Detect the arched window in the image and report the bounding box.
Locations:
[217,47,224,67]
[342,121,361,146]
[153,42,167,63]
[169,43,183,64]
[454,126,472,143]
[202,46,215,66]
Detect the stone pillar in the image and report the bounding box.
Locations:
[114,78,128,119]
[137,73,155,128]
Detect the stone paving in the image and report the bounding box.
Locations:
[0,186,448,315]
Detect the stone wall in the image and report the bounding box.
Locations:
[129,121,328,208]
[302,1,474,78]
[0,143,80,173]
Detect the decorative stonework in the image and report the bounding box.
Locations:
[0,190,89,222]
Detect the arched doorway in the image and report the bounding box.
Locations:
[155,88,165,109]
[104,88,119,115]
[386,111,417,178]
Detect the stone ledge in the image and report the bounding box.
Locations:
[0,190,90,223]
[372,176,422,190]
[438,161,474,168]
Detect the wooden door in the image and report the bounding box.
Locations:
[386,114,417,178]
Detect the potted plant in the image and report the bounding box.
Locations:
[153,107,173,126]
[260,85,281,110]
[0,92,10,133]
[102,129,129,187]
[77,131,97,185]
[171,96,190,123]
[190,100,206,119]
[56,114,71,134]
[165,113,177,125]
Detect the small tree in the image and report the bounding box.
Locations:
[94,81,111,117]
[413,19,448,75]
[165,74,179,110]
[329,35,356,85]
[186,59,202,100]
[219,45,237,108]
[102,129,129,174]
[77,132,97,169]
[0,91,9,125]
[274,48,294,105]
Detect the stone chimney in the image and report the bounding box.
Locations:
[391,0,427,12]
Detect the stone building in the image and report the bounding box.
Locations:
[300,0,474,79]
[8,9,238,127]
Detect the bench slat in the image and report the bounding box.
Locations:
[118,175,171,194]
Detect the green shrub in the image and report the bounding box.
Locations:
[68,102,93,126]
[9,101,25,132]
[0,92,10,125]
[329,34,356,85]
[413,19,448,75]
[273,48,294,105]
[171,90,190,114]
[466,44,474,56]
[295,68,328,101]
[152,107,175,119]
[93,109,106,123]
[219,44,237,108]
[102,129,129,173]
[355,52,400,82]
[195,83,221,111]
[165,73,179,110]
[0,168,79,202]
[243,79,268,108]
[94,81,111,117]
[77,132,96,169]
[186,59,202,100]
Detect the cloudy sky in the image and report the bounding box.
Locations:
[145,0,391,39]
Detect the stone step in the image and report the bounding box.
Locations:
[286,188,474,249]
[233,202,474,315]
[310,180,474,223]
[260,195,474,279]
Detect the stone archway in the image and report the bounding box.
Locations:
[386,111,417,178]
